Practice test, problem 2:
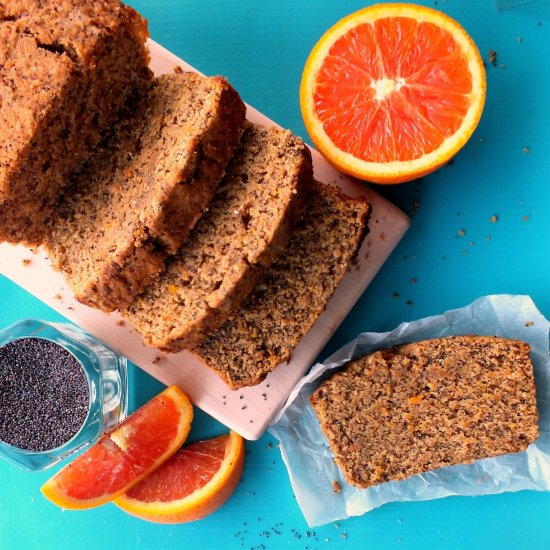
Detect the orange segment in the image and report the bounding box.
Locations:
[41,385,193,510]
[114,431,245,524]
[300,3,486,183]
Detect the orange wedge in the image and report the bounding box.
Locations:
[300,3,486,184]
[114,431,245,523]
[41,385,193,510]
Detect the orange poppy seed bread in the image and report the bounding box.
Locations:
[123,123,313,349]
[0,0,152,244]
[193,181,370,388]
[44,72,246,311]
[310,336,539,489]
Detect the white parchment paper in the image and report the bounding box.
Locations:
[268,295,550,527]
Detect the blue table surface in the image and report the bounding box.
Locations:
[2,1,550,548]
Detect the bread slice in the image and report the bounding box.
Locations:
[44,72,246,311]
[193,181,371,388]
[123,123,313,349]
[310,336,539,489]
[0,0,151,245]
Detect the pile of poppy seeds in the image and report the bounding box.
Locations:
[0,338,89,451]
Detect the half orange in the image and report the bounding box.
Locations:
[300,3,486,184]
[114,431,245,523]
[41,385,193,510]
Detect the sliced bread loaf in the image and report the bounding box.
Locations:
[0,0,151,244]
[310,336,539,489]
[44,72,246,311]
[123,123,313,349]
[193,181,371,388]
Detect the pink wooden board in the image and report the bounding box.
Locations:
[0,40,409,440]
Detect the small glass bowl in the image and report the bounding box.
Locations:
[0,319,128,471]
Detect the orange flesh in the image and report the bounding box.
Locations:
[56,395,183,500]
[313,17,472,162]
[125,435,228,502]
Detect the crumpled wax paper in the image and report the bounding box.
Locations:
[268,295,550,527]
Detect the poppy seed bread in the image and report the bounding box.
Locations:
[0,0,151,245]
[310,336,539,489]
[123,123,313,349]
[45,72,246,311]
[193,181,371,388]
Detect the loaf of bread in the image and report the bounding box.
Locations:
[1,2,376,398]
[193,181,371,388]
[0,0,151,244]
[310,336,539,489]
[44,72,246,312]
[123,123,313,348]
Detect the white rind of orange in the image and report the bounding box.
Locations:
[113,431,245,523]
[41,385,194,510]
[300,3,487,184]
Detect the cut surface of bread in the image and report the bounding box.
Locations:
[0,0,152,244]
[124,123,313,349]
[193,181,371,388]
[45,72,246,311]
[310,335,539,489]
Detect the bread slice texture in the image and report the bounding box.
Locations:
[45,72,246,311]
[193,181,371,388]
[310,336,539,489]
[0,0,152,244]
[123,123,313,349]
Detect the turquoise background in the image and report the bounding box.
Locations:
[1,0,549,548]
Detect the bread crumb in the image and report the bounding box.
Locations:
[152,355,162,364]
[174,65,183,74]
[457,229,465,237]
[332,481,342,494]
[523,146,529,154]
[115,319,125,326]
[525,321,534,327]
[22,258,32,266]
[522,215,530,222]
[53,293,62,300]
[489,50,497,66]
[490,215,498,223]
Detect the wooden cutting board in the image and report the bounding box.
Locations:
[0,40,409,440]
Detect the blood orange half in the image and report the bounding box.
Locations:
[300,3,486,184]
[114,431,245,523]
[41,385,193,510]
